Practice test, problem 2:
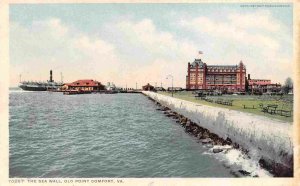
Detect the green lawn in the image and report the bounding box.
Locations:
[157,91,293,122]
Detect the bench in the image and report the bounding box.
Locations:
[194,95,203,99]
[215,99,223,104]
[243,105,255,109]
[262,107,268,113]
[276,109,292,117]
[265,104,278,115]
[213,99,233,106]
[195,93,206,100]
[206,99,214,103]
[268,106,277,114]
[223,100,233,106]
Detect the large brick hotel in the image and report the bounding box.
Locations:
[186,58,246,92]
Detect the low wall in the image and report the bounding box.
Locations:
[142,91,293,171]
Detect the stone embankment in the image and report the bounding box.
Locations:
[143,91,293,177]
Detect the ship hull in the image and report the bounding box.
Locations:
[19,85,47,91]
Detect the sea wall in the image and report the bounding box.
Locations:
[142,91,293,175]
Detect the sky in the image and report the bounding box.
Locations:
[9,3,293,88]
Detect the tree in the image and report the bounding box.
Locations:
[282,77,293,94]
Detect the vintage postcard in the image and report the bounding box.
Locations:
[0,0,299,186]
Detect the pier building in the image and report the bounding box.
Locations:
[186,58,246,92]
[62,79,105,91]
[142,83,155,91]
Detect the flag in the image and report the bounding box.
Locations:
[199,51,203,54]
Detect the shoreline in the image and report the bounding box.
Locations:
[142,91,293,177]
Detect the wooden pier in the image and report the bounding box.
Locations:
[62,90,142,95]
[63,90,92,95]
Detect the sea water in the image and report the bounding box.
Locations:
[10,91,244,178]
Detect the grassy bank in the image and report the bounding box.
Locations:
[157,91,293,122]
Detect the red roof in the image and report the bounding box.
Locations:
[64,79,103,87]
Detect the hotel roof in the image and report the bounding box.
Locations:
[190,59,245,69]
[190,59,204,67]
[207,65,237,67]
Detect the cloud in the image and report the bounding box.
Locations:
[228,10,281,32]
[179,11,280,51]
[10,18,121,86]
[96,18,199,87]
[10,18,198,88]
[112,18,198,62]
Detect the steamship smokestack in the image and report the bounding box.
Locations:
[50,70,53,82]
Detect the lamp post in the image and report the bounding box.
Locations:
[166,74,173,97]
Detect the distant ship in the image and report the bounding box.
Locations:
[19,70,63,91]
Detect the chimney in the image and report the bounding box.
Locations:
[50,70,53,82]
[248,74,250,80]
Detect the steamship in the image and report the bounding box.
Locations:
[19,70,63,91]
